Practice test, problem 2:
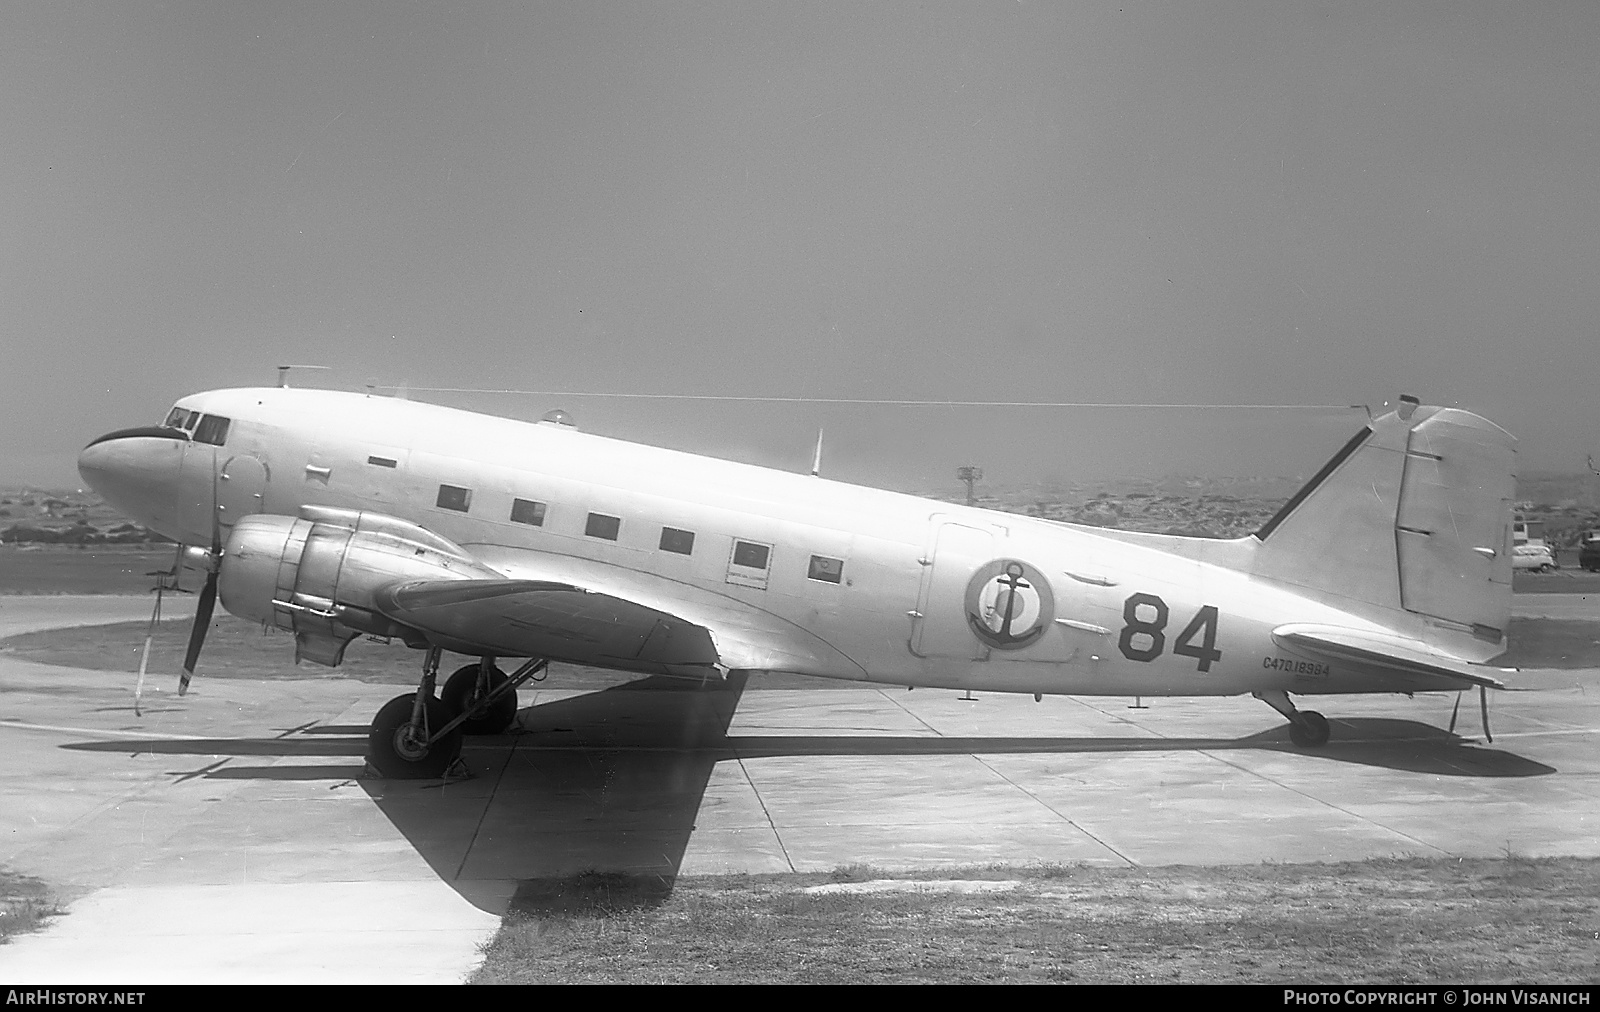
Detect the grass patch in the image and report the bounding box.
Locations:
[0,618,868,689]
[470,858,1600,984]
[0,870,59,945]
[0,546,180,595]
[0,616,423,684]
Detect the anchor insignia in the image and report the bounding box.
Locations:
[964,559,1054,650]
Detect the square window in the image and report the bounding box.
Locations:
[659,527,695,555]
[808,555,844,583]
[436,485,472,512]
[732,540,770,570]
[192,414,231,446]
[511,498,547,526]
[586,512,620,540]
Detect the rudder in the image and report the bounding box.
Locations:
[1250,401,1516,662]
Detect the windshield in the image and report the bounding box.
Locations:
[163,406,199,431]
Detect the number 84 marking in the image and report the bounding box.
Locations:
[1117,592,1222,672]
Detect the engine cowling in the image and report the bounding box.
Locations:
[218,506,499,666]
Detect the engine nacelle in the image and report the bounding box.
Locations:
[219,505,499,667]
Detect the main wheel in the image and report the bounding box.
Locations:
[1288,709,1330,748]
[440,663,519,735]
[368,693,464,778]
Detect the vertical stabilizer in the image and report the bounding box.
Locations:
[1251,403,1516,661]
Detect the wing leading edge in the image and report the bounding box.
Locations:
[373,578,722,677]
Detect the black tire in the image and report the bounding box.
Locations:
[440,663,518,736]
[368,693,463,779]
[1288,710,1330,748]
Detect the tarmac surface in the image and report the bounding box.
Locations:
[1,593,1597,984]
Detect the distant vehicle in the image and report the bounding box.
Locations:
[1579,530,1600,572]
[1513,543,1558,573]
[1513,515,1549,551]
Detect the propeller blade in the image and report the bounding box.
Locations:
[179,570,217,695]
[178,454,227,697]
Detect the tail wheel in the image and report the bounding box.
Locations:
[441,663,519,736]
[1289,710,1331,748]
[368,693,463,778]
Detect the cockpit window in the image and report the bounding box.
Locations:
[164,407,199,430]
[192,414,231,446]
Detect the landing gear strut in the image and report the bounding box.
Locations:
[368,646,464,778]
[441,657,518,736]
[367,650,551,779]
[1255,690,1331,747]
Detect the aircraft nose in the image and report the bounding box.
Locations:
[77,426,188,522]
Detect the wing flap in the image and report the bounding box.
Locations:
[1271,623,1506,691]
[374,579,722,676]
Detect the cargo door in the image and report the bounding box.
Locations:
[909,518,995,659]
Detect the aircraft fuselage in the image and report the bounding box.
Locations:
[76,387,1468,699]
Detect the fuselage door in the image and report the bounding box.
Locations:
[217,455,269,530]
[910,519,996,659]
[169,441,219,546]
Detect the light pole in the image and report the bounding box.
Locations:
[956,466,983,507]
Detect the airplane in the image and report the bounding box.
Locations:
[76,387,1517,778]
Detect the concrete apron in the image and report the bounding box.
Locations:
[2,595,1599,983]
[0,596,502,985]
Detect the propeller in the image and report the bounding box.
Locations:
[179,454,224,695]
[179,564,217,695]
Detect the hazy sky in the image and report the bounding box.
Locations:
[4,2,1597,492]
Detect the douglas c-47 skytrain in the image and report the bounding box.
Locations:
[77,387,1518,777]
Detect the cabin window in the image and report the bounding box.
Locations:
[732,541,770,570]
[192,414,231,446]
[808,555,844,584]
[659,527,695,555]
[367,455,398,468]
[586,512,620,541]
[511,498,547,526]
[726,539,773,589]
[436,484,472,512]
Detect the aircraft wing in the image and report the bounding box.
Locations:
[1271,623,1507,691]
[372,578,722,677]
[454,543,870,680]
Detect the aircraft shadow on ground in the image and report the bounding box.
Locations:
[55,681,1555,914]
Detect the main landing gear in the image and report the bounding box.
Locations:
[367,647,550,778]
[1254,690,1331,748]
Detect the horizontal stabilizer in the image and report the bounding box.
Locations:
[373,578,722,676]
[1272,623,1506,691]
